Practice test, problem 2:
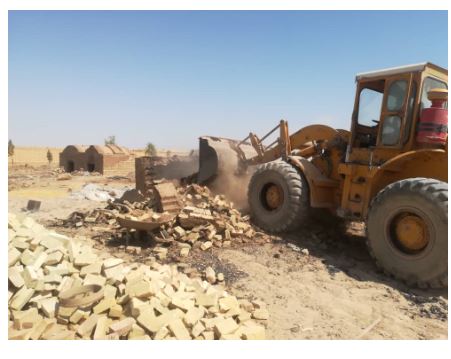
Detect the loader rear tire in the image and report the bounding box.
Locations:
[367,178,448,288]
[248,160,309,233]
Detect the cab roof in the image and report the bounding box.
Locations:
[355,62,448,81]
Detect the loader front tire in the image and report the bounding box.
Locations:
[248,160,309,233]
[367,178,448,288]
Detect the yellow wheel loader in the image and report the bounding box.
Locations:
[199,62,448,288]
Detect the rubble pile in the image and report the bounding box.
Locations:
[62,183,270,260]
[8,214,267,340]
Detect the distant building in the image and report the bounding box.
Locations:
[59,144,134,175]
[59,145,89,172]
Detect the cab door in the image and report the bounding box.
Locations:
[376,74,413,148]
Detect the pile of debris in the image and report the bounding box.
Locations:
[8,214,267,340]
[61,183,270,260]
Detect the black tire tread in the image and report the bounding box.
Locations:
[367,177,448,288]
[248,160,309,233]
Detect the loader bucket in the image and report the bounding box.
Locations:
[198,136,256,184]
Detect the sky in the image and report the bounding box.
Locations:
[8,10,448,150]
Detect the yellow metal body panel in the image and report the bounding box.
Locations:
[244,63,447,220]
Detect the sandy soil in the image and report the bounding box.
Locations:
[8,166,448,340]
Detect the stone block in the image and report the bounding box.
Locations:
[8,266,24,288]
[219,296,239,313]
[109,304,123,319]
[41,297,58,318]
[44,251,63,265]
[214,317,239,337]
[109,317,135,337]
[76,313,99,338]
[93,316,111,340]
[80,262,102,277]
[103,258,124,269]
[252,309,269,320]
[183,306,205,327]
[9,247,22,266]
[200,241,212,251]
[168,318,191,340]
[93,297,116,314]
[10,286,35,311]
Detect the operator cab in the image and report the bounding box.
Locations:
[349,62,448,165]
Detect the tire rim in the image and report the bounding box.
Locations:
[388,210,431,255]
[261,183,284,211]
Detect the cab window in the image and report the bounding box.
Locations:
[380,80,408,146]
[386,80,407,111]
[358,88,384,127]
[421,77,447,110]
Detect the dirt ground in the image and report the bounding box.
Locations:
[8,166,448,340]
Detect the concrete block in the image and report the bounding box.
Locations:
[93,316,111,340]
[241,324,265,340]
[57,306,76,319]
[13,308,40,329]
[183,306,205,327]
[31,252,48,270]
[93,297,116,314]
[127,280,154,299]
[10,286,35,311]
[200,241,212,251]
[74,252,98,267]
[137,309,177,334]
[154,326,169,340]
[109,304,123,319]
[76,313,99,338]
[180,247,190,257]
[196,293,218,308]
[80,262,102,277]
[20,249,36,266]
[8,266,25,288]
[219,296,240,313]
[191,321,205,337]
[103,258,124,269]
[41,297,58,318]
[103,264,125,283]
[69,310,87,324]
[168,318,191,340]
[109,317,135,336]
[9,247,21,266]
[252,309,269,320]
[205,267,216,284]
[128,323,146,339]
[202,331,214,340]
[29,318,55,340]
[83,273,106,287]
[44,251,64,266]
[171,296,194,312]
[214,317,239,337]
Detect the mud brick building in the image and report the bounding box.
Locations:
[59,145,89,172]
[59,144,134,175]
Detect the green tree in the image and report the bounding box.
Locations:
[8,139,14,165]
[104,135,116,145]
[166,150,171,158]
[47,149,53,165]
[145,142,157,156]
